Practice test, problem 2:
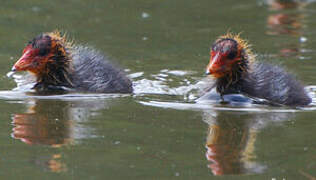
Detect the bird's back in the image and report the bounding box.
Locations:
[71,46,133,93]
[242,62,311,106]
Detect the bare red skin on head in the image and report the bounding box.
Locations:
[13,45,50,75]
[206,51,227,78]
[206,39,243,78]
[206,50,240,78]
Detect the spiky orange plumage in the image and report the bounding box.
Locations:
[217,32,255,63]
[11,31,133,94]
[202,32,311,106]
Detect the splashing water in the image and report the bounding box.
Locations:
[3,69,316,112]
[131,69,203,100]
[131,70,316,112]
[3,71,129,100]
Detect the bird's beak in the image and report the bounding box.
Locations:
[206,52,221,75]
[12,50,32,71]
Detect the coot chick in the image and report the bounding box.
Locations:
[11,31,133,94]
[204,33,311,106]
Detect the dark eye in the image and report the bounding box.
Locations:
[227,51,237,59]
[38,47,50,56]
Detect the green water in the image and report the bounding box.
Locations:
[0,0,315,179]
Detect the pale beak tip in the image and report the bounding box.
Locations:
[205,70,211,75]
[11,66,17,72]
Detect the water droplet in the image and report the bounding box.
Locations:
[6,71,15,78]
[32,6,41,12]
[142,12,150,18]
[300,36,307,43]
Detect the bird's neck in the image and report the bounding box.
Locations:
[215,59,249,95]
[34,53,74,91]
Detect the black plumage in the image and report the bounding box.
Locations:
[12,31,133,94]
[204,33,311,106]
[214,62,311,106]
[71,46,133,93]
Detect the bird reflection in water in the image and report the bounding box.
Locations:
[204,110,293,175]
[265,0,309,57]
[266,0,306,11]
[12,100,72,146]
[11,99,107,173]
[267,13,302,36]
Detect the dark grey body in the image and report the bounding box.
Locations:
[208,62,311,106]
[71,46,133,93]
[241,63,310,106]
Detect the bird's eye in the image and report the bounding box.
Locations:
[211,45,217,52]
[38,48,50,56]
[227,51,237,59]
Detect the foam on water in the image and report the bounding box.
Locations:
[2,71,130,100]
[133,70,316,112]
[0,90,129,100]
[139,100,316,112]
[3,69,316,113]
[132,69,202,100]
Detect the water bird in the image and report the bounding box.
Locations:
[203,33,311,106]
[11,31,133,94]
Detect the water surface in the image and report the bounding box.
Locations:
[0,0,315,179]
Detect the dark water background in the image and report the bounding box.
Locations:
[0,0,315,179]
